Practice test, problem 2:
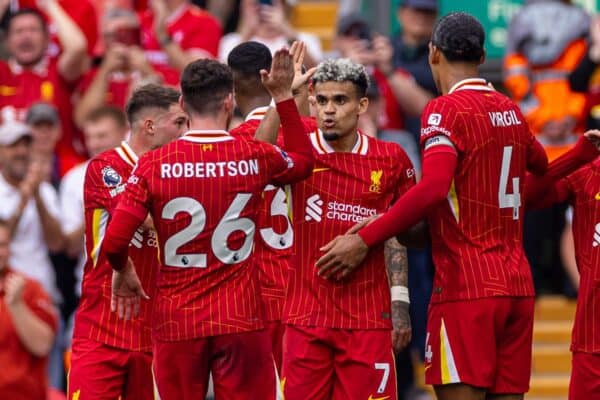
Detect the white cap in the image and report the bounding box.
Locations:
[0,121,32,146]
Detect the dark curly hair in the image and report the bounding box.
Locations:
[180,59,233,116]
[431,12,485,63]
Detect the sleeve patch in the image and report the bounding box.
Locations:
[102,166,122,187]
[427,113,442,126]
[273,145,294,168]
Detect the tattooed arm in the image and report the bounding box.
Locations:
[385,238,412,353]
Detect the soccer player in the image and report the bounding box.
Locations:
[227,40,316,371]
[524,153,600,399]
[317,13,550,400]
[101,53,314,400]
[68,84,187,400]
[272,58,414,400]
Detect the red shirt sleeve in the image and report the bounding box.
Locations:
[174,9,222,57]
[22,279,58,333]
[526,136,548,175]
[359,148,458,247]
[84,158,124,213]
[420,98,463,153]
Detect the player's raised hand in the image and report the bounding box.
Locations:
[260,48,294,103]
[391,301,411,353]
[111,259,148,320]
[583,129,600,150]
[290,41,317,92]
[316,234,369,280]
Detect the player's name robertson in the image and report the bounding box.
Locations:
[160,160,259,178]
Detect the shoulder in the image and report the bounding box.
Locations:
[187,5,221,25]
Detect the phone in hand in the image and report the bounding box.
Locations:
[259,0,273,5]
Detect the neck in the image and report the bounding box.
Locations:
[188,114,229,132]
[127,134,152,158]
[238,96,271,118]
[326,129,359,153]
[439,64,480,95]
[402,32,421,47]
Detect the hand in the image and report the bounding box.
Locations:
[372,34,394,76]
[19,161,43,199]
[150,0,169,38]
[345,214,380,234]
[260,48,294,102]
[290,41,317,92]
[260,0,295,39]
[3,273,26,307]
[102,44,128,74]
[584,129,600,149]
[315,234,369,280]
[391,300,411,353]
[238,0,260,40]
[128,46,154,76]
[111,259,149,320]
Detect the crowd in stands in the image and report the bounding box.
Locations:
[0,0,598,399]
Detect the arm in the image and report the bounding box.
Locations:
[569,51,597,93]
[385,238,411,353]
[360,146,457,248]
[34,187,65,253]
[4,274,56,357]
[40,0,88,82]
[560,219,579,290]
[525,133,598,208]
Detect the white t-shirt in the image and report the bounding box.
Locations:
[0,173,62,302]
[218,32,323,64]
[59,161,88,297]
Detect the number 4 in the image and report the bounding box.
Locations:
[498,146,521,220]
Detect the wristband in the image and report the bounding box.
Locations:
[391,285,410,303]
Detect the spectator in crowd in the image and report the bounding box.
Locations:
[139,0,222,86]
[332,13,431,136]
[391,0,438,138]
[26,103,61,186]
[0,218,58,400]
[74,8,161,129]
[0,0,98,59]
[219,0,322,66]
[60,106,129,300]
[504,0,589,161]
[0,6,88,176]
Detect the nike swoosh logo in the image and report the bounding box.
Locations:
[368,396,390,400]
[312,167,330,173]
[595,192,600,201]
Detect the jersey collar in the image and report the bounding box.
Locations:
[8,56,49,76]
[310,129,368,155]
[115,141,139,167]
[180,130,234,143]
[448,78,493,94]
[244,106,270,121]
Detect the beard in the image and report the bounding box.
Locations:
[322,132,340,141]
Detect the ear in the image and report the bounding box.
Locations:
[479,49,486,66]
[429,42,440,65]
[223,93,234,113]
[357,97,369,115]
[143,118,154,135]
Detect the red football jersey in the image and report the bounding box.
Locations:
[0,58,84,175]
[419,78,545,302]
[559,159,600,353]
[139,4,222,85]
[230,108,317,321]
[115,130,311,341]
[73,142,158,351]
[283,130,415,330]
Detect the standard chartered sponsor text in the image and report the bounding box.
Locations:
[327,200,377,223]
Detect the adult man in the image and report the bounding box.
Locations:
[317,13,550,400]
[101,54,313,400]
[60,106,130,297]
[275,58,414,400]
[140,0,222,85]
[0,121,64,302]
[68,85,187,400]
[0,219,58,400]
[0,6,88,175]
[25,103,62,186]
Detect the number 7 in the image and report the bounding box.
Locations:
[374,363,390,394]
